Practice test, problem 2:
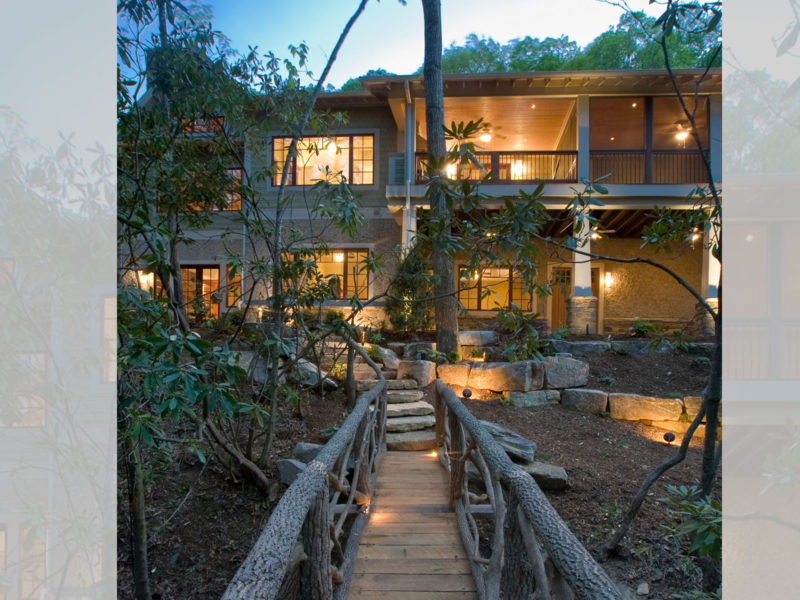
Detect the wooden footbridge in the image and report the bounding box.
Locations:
[223,343,623,600]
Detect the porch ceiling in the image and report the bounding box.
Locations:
[592,208,655,237]
[414,96,576,151]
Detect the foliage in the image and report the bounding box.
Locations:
[339,68,396,91]
[385,246,435,332]
[226,308,245,327]
[420,347,448,365]
[691,355,710,368]
[599,375,616,387]
[496,305,547,362]
[630,318,657,338]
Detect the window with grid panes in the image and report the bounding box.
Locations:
[272,135,374,186]
[316,249,369,300]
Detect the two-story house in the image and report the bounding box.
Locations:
[176,68,721,335]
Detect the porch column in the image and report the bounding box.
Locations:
[576,95,590,182]
[401,91,417,249]
[708,94,722,185]
[567,220,597,334]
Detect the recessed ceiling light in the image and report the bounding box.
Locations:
[530,104,536,109]
[631,102,638,108]
[479,133,492,143]
[610,136,615,141]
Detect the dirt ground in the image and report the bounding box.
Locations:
[117,349,716,599]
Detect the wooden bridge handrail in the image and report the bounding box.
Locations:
[435,380,623,600]
[222,342,386,600]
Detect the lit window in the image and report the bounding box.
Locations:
[317,249,369,300]
[19,523,46,600]
[155,266,220,321]
[272,135,374,186]
[226,268,242,307]
[458,266,534,311]
[181,115,225,134]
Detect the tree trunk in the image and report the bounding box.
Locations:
[701,278,722,495]
[421,0,460,358]
[126,440,152,600]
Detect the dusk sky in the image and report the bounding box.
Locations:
[209,0,665,88]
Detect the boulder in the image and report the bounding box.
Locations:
[437,363,472,388]
[444,383,501,401]
[292,442,323,463]
[277,458,306,486]
[608,394,683,421]
[386,430,436,451]
[366,345,400,370]
[687,342,714,355]
[386,401,434,418]
[561,389,608,414]
[467,361,542,392]
[357,378,419,391]
[236,351,269,384]
[292,358,338,390]
[517,461,570,491]
[543,356,589,389]
[386,342,406,356]
[396,360,436,387]
[503,390,560,407]
[480,420,536,462]
[403,341,436,359]
[611,339,673,354]
[549,340,610,356]
[683,396,702,419]
[386,415,436,433]
[458,330,498,346]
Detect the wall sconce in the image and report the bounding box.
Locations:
[333,252,345,263]
[445,163,457,179]
[604,271,613,289]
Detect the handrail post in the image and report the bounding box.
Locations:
[301,478,333,599]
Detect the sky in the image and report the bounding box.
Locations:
[209,0,666,89]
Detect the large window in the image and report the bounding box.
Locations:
[458,266,534,311]
[272,135,374,186]
[226,269,242,307]
[155,266,220,320]
[317,249,369,300]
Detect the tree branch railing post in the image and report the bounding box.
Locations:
[433,380,623,600]
[222,340,386,600]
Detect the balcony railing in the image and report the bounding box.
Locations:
[414,150,578,184]
[590,149,709,184]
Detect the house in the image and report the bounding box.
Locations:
[174,68,722,335]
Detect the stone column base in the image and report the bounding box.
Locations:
[567,296,598,335]
[686,298,718,337]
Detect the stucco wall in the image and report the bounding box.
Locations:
[594,238,702,332]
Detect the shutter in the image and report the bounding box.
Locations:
[387,154,406,185]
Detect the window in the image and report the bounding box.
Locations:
[155,266,220,320]
[181,115,225,134]
[226,269,242,307]
[272,135,374,186]
[102,297,116,383]
[185,167,242,212]
[19,523,46,600]
[459,266,534,311]
[317,249,369,300]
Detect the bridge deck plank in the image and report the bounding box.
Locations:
[348,451,477,599]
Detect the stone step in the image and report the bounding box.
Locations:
[386,400,434,418]
[386,429,436,451]
[357,379,419,392]
[385,415,436,433]
[386,390,425,404]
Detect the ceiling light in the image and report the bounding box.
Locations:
[530,104,536,109]
[610,136,615,141]
[479,133,492,143]
[675,131,689,141]
[333,252,345,263]
[631,102,638,108]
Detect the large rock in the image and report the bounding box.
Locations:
[611,339,673,354]
[386,342,406,356]
[503,390,560,407]
[549,340,610,356]
[459,330,498,346]
[403,341,436,359]
[292,442,323,463]
[292,358,338,390]
[444,383,501,401]
[467,361,542,392]
[366,345,400,370]
[437,363,472,388]
[517,461,570,491]
[687,343,714,355]
[386,430,436,451]
[683,396,702,419]
[386,401,434,418]
[386,415,436,433]
[386,389,425,404]
[396,360,436,387]
[236,351,269,384]
[608,394,683,421]
[480,420,536,462]
[277,458,306,486]
[561,389,608,414]
[543,356,589,389]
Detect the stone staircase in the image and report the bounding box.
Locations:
[356,378,437,451]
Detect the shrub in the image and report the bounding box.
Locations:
[629,317,657,337]
[385,247,434,333]
[692,355,711,367]
[226,308,245,327]
[496,305,548,362]
[599,375,615,386]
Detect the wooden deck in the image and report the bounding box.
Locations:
[348,451,477,599]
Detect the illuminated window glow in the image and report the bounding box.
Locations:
[272,135,374,186]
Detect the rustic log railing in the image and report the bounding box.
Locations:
[222,341,387,600]
[434,380,623,600]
